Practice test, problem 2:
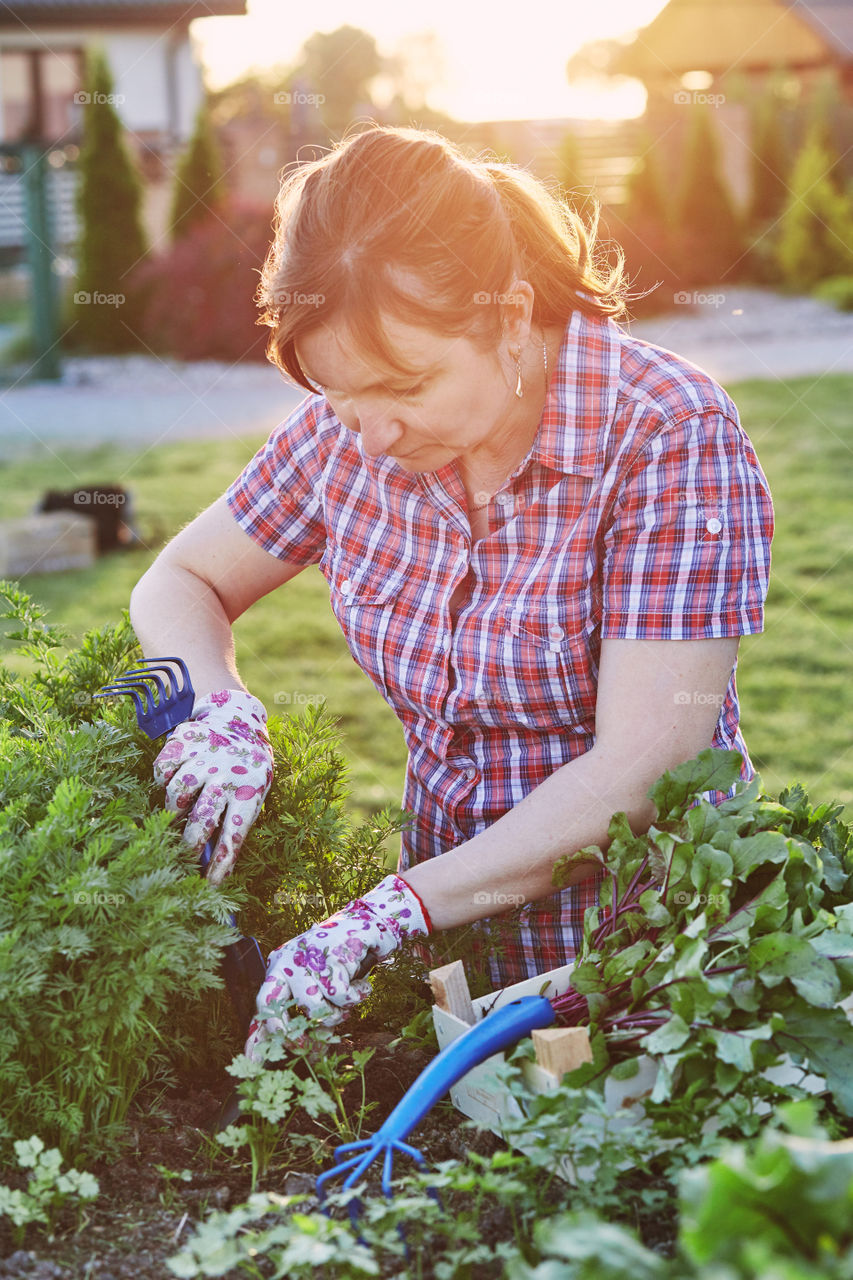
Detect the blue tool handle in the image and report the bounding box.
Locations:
[373,996,555,1143]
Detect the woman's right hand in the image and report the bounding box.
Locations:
[153,688,274,885]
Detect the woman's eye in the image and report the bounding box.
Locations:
[398,383,425,399]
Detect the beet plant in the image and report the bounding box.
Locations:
[546,748,853,1124]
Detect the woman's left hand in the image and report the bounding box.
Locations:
[244,874,432,1059]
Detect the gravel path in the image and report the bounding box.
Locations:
[1,287,851,458]
[0,356,303,459]
[628,285,853,383]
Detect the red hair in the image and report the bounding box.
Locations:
[256,124,629,393]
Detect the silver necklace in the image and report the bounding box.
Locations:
[471,337,549,512]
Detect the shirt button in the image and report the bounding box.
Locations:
[706,517,723,534]
[340,579,351,596]
[548,624,564,641]
[465,767,477,781]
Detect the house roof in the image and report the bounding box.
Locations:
[792,0,853,62]
[0,0,245,25]
[605,0,850,81]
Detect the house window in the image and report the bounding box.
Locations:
[1,47,85,143]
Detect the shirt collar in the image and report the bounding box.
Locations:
[530,310,622,479]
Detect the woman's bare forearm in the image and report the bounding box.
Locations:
[399,744,660,929]
[129,557,248,698]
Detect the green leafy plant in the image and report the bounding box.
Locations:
[547,749,853,1122]
[155,1164,194,1211]
[0,583,238,1159]
[234,703,409,948]
[507,1101,853,1279]
[217,1006,377,1190]
[230,706,435,1026]
[0,1135,99,1246]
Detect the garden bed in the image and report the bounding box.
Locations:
[0,1017,500,1280]
[4,584,853,1279]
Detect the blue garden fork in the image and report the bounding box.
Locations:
[316,995,557,1233]
[96,656,267,1036]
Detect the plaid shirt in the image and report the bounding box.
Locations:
[227,311,774,986]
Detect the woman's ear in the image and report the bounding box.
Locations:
[499,279,535,349]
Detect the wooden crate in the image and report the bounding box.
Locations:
[429,959,853,1182]
[0,512,96,577]
[429,959,658,1182]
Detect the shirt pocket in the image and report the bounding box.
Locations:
[322,548,409,701]
[495,600,598,733]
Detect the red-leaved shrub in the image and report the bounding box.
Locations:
[130,202,274,363]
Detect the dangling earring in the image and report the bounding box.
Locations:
[514,349,523,399]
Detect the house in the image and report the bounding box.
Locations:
[600,0,853,99]
[0,0,246,256]
[569,0,853,210]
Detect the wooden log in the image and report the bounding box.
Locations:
[429,960,476,1025]
[531,1026,593,1077]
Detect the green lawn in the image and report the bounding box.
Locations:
[2,373,851,824]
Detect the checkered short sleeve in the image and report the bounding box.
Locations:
[600,408,775,640]
[226,396,342,566]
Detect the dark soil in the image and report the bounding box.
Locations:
[0,1026,508,1280]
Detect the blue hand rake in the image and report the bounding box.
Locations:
[95,656,195,738]
[316,995,556,1232]
[96,656,267,1036]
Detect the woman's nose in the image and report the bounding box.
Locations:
[355,411,404,457]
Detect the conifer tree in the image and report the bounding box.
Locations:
[169,102,226,241]
[623,133,670,233]
[776,126,853,289]
[747,93,790,227]
[675,103,743,285]
[72,47,147,352]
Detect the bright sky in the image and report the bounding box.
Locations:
[191,0,670,121]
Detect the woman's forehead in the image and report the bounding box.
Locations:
[297,316,460,386]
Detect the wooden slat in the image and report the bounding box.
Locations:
[428,960,476,1025]
[531,1026,593,1078]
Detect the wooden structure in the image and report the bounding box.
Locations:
[583,0,853,100]
[429,959,659,1183]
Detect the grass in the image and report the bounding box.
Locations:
[1,373,851,827]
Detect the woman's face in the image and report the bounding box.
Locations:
[295,312,528,472]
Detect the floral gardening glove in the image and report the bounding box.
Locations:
[244,874,432,1059]
[153,688,273,885]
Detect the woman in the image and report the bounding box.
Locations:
[130,125,774,1057]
